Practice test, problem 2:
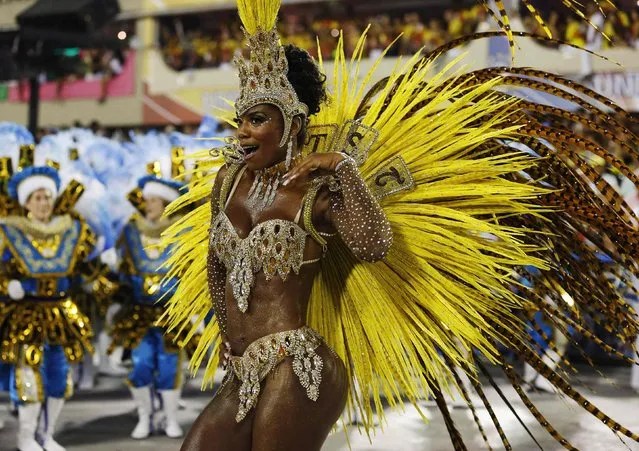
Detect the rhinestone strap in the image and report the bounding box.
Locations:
[302,176,334,251]
[229,326,324,422]
[217,164,243,212]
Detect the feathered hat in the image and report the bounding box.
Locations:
[128,131,188,207]
[0,124,61,206]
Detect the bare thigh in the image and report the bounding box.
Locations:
[251,345,348,451]
[181,375,253,451]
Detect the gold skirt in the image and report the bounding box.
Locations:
[0,298,93,366]
[109,304,199,356]
[74,291,111,321]
[228,326,324,422]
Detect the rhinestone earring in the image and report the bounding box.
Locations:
[285,136,294,170]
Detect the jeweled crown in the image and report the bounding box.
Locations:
[234,26,309,147]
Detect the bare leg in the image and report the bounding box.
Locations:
[181,376,253,451]
[251,345,348,451]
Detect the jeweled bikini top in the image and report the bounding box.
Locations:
[209,165,328,313]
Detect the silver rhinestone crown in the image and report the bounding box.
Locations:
[234,27,309,146]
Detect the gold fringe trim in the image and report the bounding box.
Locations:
[0,299,93,365]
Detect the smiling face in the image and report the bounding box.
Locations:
[25,188,54,223]
[236,104,301,171]
[144,195,167,222]
[236,104,285,171]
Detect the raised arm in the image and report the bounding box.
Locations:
[327,155,392,261]
[285,152,393,262]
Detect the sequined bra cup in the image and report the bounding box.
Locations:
[209,165,321,313]
[210,212,310,312]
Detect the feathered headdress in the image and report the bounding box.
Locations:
[234,0,309,146]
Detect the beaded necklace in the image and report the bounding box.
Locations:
[246,154,301,212]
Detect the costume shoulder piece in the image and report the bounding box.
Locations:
[0,215,75,239]
[0,217,94,275]
[160,0,639,447]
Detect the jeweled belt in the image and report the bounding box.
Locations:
[229,326,324,422]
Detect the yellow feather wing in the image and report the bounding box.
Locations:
[161,18,639,446]
[306,32,639,443]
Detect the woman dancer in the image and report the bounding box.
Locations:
[163,1,639,449]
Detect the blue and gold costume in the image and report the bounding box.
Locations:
[0,148,115,451]
[110,214,184,390]
[0,212,97,402]
[108,165,189,439]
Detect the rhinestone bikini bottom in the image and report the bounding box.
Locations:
[228,326,324,422]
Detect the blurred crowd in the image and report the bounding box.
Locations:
[34,118,235,145]
[12,19,135,102]
[160,2,639,72]
[523,3,639,49]
[33,49,128,102]
[160,6,487,71]
[15,49,127,91]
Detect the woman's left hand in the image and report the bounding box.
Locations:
[282,152,345,186]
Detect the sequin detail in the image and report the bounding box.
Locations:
[234,27,309,147]
[209,212,307,312]
[245,156,299,213]
[229,326,323,422]
[329,157,393,262]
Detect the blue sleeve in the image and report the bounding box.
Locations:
[2,247,13,264]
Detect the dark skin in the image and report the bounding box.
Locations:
[182,104,349,451]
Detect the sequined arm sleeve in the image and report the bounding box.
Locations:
[207,166,229,335]
[328,156,393,262]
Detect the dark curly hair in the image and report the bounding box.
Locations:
[284,44,327,118]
